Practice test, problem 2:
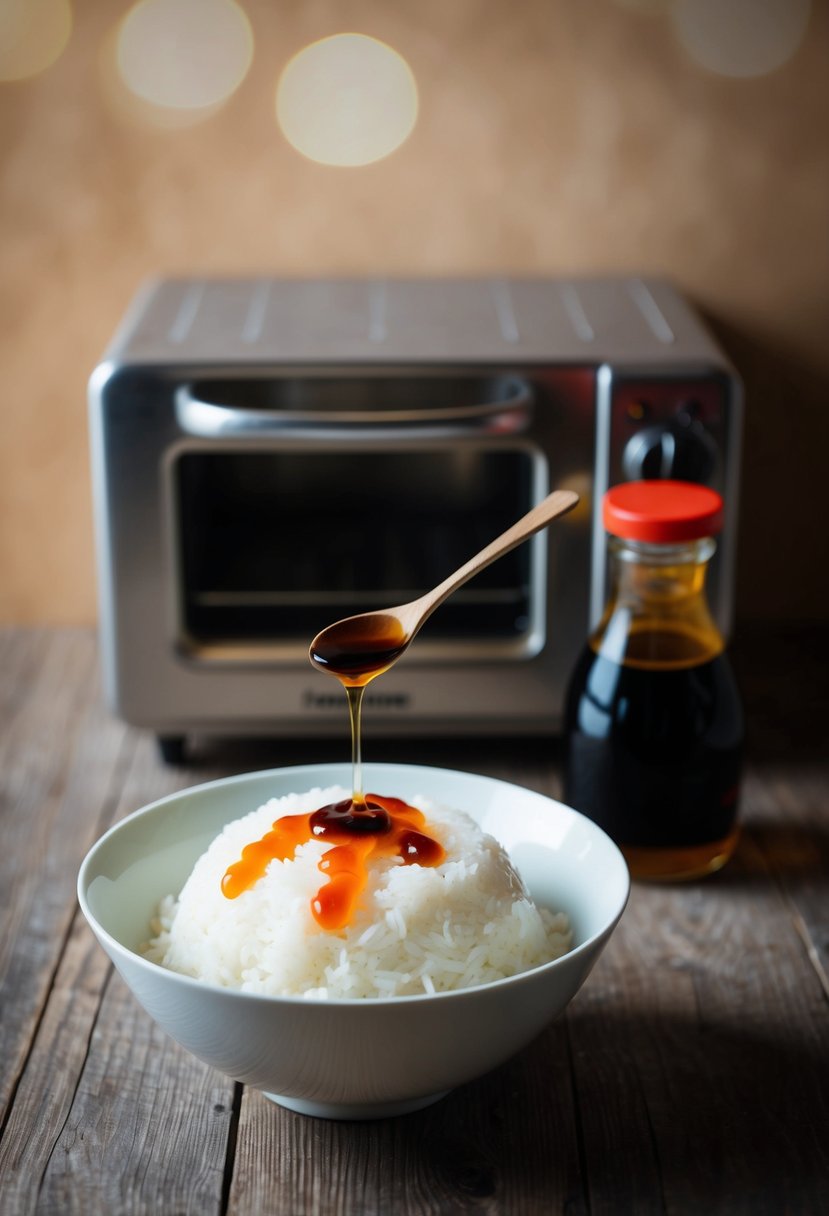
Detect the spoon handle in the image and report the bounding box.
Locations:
[401,488,579,634]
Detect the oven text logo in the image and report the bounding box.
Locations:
[303,689,411,711]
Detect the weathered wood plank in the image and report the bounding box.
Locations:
[2,726,238,1216]
[566,816,829,1216]
[0,914,113,1213]
[0,632,237,1214]
[0,630,132,1121]
[0,628,47,726]
[745,761,829,996]
[227,1018,587,1216]
[34,963,236,1216]
[184,732,562,798]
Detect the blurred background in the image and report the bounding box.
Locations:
[1,0,827,627]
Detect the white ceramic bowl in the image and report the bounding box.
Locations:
[78,763,628,1120]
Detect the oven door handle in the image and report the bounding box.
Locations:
[174,377,533,438]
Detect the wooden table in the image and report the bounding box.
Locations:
[1,628,827,1215]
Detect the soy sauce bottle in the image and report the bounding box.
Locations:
[563,480,743,880]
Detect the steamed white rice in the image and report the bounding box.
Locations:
[143,785,571,999]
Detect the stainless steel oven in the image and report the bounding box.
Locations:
[89,276,741,760]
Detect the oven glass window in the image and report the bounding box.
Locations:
[175,449,538,646]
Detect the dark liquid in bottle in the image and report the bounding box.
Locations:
[564,628,743,880]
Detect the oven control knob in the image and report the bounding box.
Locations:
[622,420,717,484]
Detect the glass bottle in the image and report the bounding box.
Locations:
[563,480,743,881]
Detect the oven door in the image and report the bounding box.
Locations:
[166,439,548,664]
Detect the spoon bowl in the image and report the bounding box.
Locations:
[309,611,411,686]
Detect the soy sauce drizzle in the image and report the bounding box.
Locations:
[221,615,445,929]
[221,793,445,931]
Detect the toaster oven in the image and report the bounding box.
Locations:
[89,276,741,760]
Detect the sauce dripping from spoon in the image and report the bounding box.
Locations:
[308,488,577,812]
[309,612,409,808]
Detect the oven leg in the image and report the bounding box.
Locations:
[157,735,187,766]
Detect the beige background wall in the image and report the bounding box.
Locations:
[1,0,827,624]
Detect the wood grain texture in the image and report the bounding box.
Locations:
[1,629,827,1215]
[0,630,129,1121]
[227,1021,585,1216]
[568,842,829,1216]
[33,965,235,1216]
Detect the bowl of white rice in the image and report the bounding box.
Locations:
[78,762,628,1120]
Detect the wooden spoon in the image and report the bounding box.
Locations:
[309,488,579,685]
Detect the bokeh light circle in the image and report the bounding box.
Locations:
[116,0,253,112]
[0,0,72,82]
[672,0,811,78]
[276,33,419,167]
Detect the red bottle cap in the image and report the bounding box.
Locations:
[603,480,724,543]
